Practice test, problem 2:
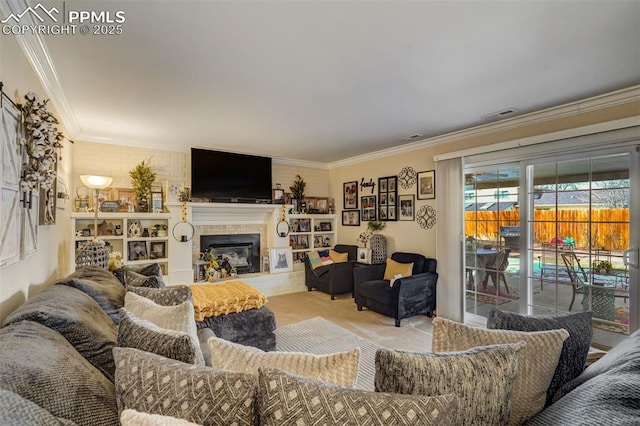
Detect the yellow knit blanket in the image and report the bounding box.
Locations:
[188,281,268,321]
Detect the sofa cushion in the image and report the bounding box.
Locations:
[258,367,459,426]
[329,249,349,263]
[121,409,200,426]
[487,308,592,404]
[375,343,523,425]
[113,347,257,425]
[117,308,198,364]
[125,270,164,288]
[56,266,125,324]
[124,262,163,277]
[0,321,118,426]
[0,389,77,426]
[124,292,204,365]
[126,285,192,306]
[432,317,569,425]
[383,258,414,280]
[208,336,360,388]
[2,285,117,382]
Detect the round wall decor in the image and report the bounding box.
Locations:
[417,205,436,229]
[398,166,417,189]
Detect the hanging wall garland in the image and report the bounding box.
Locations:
[398,166,417,189]
[417,205,436,229]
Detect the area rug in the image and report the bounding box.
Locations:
[275,317,381,391]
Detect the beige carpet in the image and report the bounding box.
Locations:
[267,290,434,353]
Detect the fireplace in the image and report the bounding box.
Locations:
[200,234,260,274]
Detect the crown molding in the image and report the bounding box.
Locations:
[272,157,328,169]
[328,85,640,169]
[2,0,81,136]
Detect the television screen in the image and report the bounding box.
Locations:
[191,148,272,203]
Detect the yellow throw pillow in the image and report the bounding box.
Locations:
[383,258,414,280]
[329,249,349,263]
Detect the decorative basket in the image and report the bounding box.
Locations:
[370,234,387,264]
[75,240,110,269]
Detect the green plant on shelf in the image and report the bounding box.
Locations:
[592,260,612,273]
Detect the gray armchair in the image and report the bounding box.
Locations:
[304,244,358,300]
[354,252,437,327]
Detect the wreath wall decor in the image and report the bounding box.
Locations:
[417,205,436,229]
[398,166,417,189]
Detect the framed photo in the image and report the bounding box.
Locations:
[342,210,361,226]
[417,170,436,200]
[128,241,148,261]
[273,188,285,204]
[316,198,329,214]
[343,181,358,209]
[151,190,164,213]
[298,218,311,232]
[115,188,135,212]
[357,247,372,264]
[361,195,377,221]
[399,194,415,221]
[320,221,332,231]
[378,176,398,221]
[313,235,323,248]
[149,241,166,259]
[270,247,293,274]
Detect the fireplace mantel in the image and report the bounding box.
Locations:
[170,202,280,225]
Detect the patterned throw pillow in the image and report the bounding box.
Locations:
[432,317,569,426]
[126,285,192,306]
[375,344,523,425]
[117,309,197,364]
[258,367,459,426]
[123,292,204,366]
[318,250,334,265]
[121,409,200,426]
[383,258,414,280]
[125,270,164,289]
[208,336,360,388]
[124,263,162,277]
[307,250,324,270]
[329,249,349,263]
[113,347,257,425]
[487,308,592,404]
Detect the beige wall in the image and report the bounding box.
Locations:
[0,35,73,322]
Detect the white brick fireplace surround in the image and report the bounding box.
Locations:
[166,202,304,296]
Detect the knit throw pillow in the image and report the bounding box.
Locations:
[125,270,163,289]
[123,292,204,366]
[126,285,192,306]
[486,308,592,404]
[432,317,569,425]
[375,343,523,425]
[114,347,256,425]
[208,336,360,388]
[258,367,459,426]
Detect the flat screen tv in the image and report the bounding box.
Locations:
[191,148,272,203]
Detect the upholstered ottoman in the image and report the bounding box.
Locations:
[196,306,276,351]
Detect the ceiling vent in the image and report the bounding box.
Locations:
[401,133,424,141]
[482,108,519,122]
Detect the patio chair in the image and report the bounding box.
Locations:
[482,249,512,294]
[561,252,586,311]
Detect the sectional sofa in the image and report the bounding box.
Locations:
[0,265,637,425]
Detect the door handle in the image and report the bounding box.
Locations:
[623,247,640,269]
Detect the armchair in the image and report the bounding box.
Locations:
[354,252,437,327]
[304,244,358,300]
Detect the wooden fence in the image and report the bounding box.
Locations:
[465,209,629,250]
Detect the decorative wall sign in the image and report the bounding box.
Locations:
[398,167,417,189]
[378,176,398,221]
[417,170,436,200]
[361,195,376,221]
[343,181,358,209]
[399,194,415,221]
[417,205,436,229]
[360,177,376,194]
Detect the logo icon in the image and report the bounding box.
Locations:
[1,3,59,24]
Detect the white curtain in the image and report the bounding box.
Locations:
[435,157,464,322]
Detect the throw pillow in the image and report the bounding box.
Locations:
[487,308,592,404]
[258,367,459,426]
[307,250,324,269]
[124,262,162,277]
[125,270,164,289]
[121,409,200,426]
[0,389,77,426]
[432,317,569,426]
[383,258,414,280]
[375,344,524,425]
[123,292,204,366]
[113,347,257,425]
[208,336,360,388]
[0,320,118,426]
[117,308,198,364]
[318,249,334,265]
[126,285,193,306]
[329,249,349,263]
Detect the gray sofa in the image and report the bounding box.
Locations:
[0,266,638,424]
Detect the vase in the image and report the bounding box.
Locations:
[136,194,149,213]
[370,234,387,264]
[128,220,142,238]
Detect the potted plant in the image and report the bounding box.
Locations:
[129,161,156,212]
[592,259,612,274]
[153,224,168,237]
[289,174,306,212]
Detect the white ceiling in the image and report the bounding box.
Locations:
[15,1,640,163]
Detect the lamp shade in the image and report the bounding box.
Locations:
[80,175,113,189]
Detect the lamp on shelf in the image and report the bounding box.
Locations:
[76,175,113,269]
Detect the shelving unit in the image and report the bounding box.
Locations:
[70,212,171,274]
[288,214,337,262]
